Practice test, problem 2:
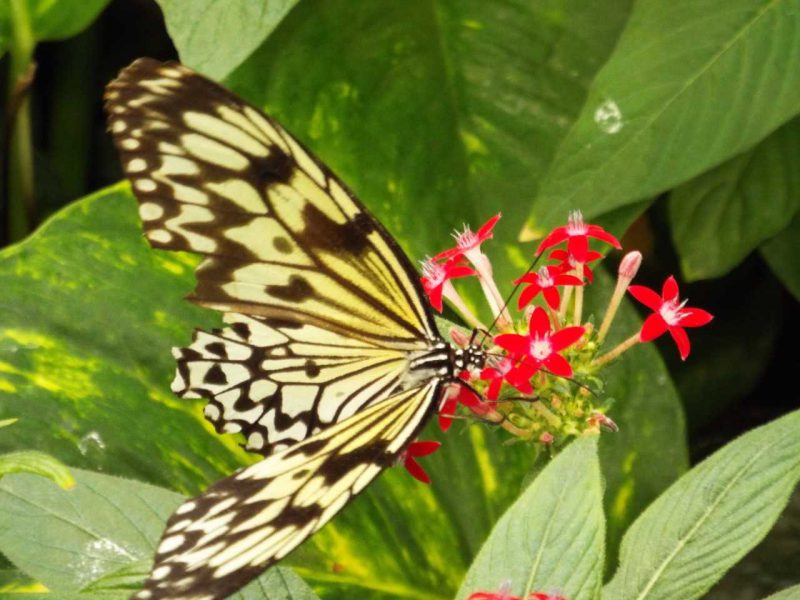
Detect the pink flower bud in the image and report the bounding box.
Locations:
[450,327,471,348]
[618,250,642,281]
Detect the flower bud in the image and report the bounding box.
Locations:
[618,250,642,281]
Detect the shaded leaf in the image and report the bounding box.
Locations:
[669,117,800,281]
[604,409,800,600]
[456,437,604,600]
[154,0,300,80]
[526,0,800,235]
[0,0,110,45]
[761,213,800,301]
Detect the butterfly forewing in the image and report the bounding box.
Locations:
[105,58,435,346]
[106,59,446,451]
[135,382,441,600]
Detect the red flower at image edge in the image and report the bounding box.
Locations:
[628,275,713,360]
[515,265,583,310]
[467,592,565,600]
[494,307,585,377]
[435,213,502,261]
[399,440,440,484]
[421,256,475,312]
[536,210,621,262]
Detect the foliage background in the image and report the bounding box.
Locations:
[0,0,798,598]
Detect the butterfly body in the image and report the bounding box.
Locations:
[105,58,485,600]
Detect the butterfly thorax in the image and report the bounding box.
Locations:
[401,342,486,391]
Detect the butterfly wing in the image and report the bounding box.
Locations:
[135,381,441,600]
[105,59,443,453]
[173,312,420,455]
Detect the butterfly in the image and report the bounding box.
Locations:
[105,58,486,599]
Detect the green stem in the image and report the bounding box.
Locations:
[6,0,36,241]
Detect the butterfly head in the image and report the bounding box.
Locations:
[453,344,487,372]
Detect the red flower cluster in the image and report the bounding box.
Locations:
[467,590,565,600]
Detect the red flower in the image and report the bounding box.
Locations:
[438,384,488,431]
[420,256,475,312]
[536,210,621,262]
[479,356,538,400]
[530,595,566,600]
[494,307,585,377]
[435,213,502,261]
[548,248,603,283]
[399,440,440,484]
[467,591,564,600]
[628,276,713,360]
[516,266,583,310]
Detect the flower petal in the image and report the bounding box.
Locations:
[544,353,573,377]
[408,440,441,457]
[628,285,663,311]
[669,326,691,360]
[587,225,622,248]
[477,212,502,239]
[662,275,679,301]
[437,397,456,432]
[486,377,503,400]
[550,325,585,351]
[680,307,714,327]
[543,286,560,310]
[494,333,529,355]
[567,234,589,263]
[433,247,461,261]
[517,284,541,309]
[640,313,668,341]
[403,456,432,484]
[427,284,444,312]
[528,306,551,336]
[535,227,569,256]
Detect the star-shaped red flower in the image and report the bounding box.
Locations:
[494,307,585,377]
[536,210,621,262]
[420,256,475,312]
[515,265,583,310]
[435,213,501,261]
[479,356,538,400]
[628,275,713,360]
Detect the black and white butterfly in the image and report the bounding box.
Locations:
[105,58,486,600]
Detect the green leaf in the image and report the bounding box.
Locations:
[0,467,319,599]
[669,117,800,281]
[0,0,110,45]
[0,449,74,489]
[603,409,800,600]
[154,0,300,80]
[764,585,800,600]
[526,0,800,235]
[456,437,604,600]
[761,213,800,300]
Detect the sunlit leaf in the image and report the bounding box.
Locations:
[456,437,604,600]
[0,449,74,489]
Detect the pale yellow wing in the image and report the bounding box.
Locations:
[134,381,441,600]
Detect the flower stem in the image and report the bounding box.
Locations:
[598,251,642,342]
[442,281,487,331]
[5,0,36,242]
[572,263,584,326]
[592,331,640,367]
[558,284,574,323]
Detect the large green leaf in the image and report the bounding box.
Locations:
[154,0,300,80]
[0,468,319,599]
[761,213,800,301]
[526,0,800,235]
[669,117,800,281]
[456,437,604,600]
[603,409,800,600]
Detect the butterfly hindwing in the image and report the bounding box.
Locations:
[135,381,441,600]
[174,312,419,455]
[105,58,435,346]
